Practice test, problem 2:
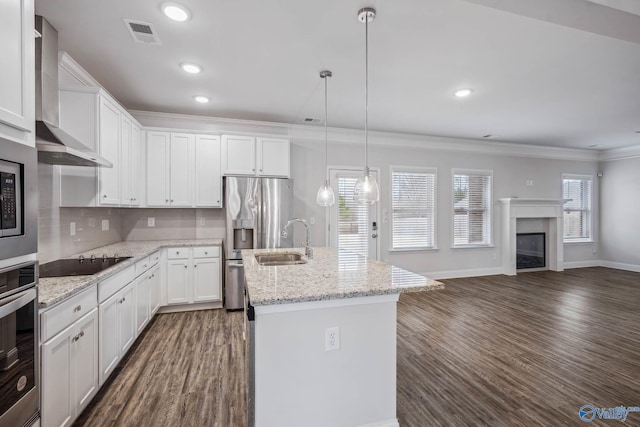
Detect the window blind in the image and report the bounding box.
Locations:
[337,176,369,257]
[562,175,592,241]
[453,171,492,246]
[391,170,436,249]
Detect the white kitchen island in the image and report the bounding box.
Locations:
[242,247,443,427]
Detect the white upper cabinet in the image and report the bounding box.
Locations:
[195,135,222,207]
[146,131,170,206]
[0,0,34,146]
[222,135,289,177]
[98,97,121,205]
[58,88,144,207]
[257,137,290,177]
[146,131,220,208]
[222,135,256,175]
[169,133,194,207]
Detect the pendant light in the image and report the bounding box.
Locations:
[353,7,380,205]
[316,70,336,206]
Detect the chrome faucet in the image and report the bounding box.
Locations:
[281,218,313,259]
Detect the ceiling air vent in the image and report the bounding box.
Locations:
[304,117,320,123]
[123,19,161,45]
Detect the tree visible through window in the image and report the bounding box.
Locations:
[562,174,592,241]
[453,170,492,246]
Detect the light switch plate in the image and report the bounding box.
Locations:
[148,217,155,227]
[70,222,76,236]
[102,219,109,231]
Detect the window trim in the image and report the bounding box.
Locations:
[562,173,593,243]
[451,168,494,248]
[389,166,438,251]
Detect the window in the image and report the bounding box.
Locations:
[452,170,492,246]
[391,168,436,250]
[562,174,592,242]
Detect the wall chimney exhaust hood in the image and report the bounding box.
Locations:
[35,15,112,168]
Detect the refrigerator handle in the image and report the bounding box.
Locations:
[255,180,262,249]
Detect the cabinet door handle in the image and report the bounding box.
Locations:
[194,265,198,268]
[260,169,263,172]
[184,265,188,269]
[103,195,107,198]
[74,305,81,312]
[204,252,208,255]
[166,199,169,203]
[171,199,174,203]
[72,335,79,342]
[79,331,85,338]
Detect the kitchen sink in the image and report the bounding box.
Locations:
[255,252,307,266]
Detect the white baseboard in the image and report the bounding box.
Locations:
[357,419,399,427]
[601,260,640,273]
[424,267,503,280]
[157,301,223,314]
[563,260,603,269]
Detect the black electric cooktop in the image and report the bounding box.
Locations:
[40,257,132,278]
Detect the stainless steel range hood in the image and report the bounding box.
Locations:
[35,16,112,168]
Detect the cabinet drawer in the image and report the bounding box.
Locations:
[167,247,190,260]
[99,266,136,303]
[135,256,150,277]
[149,251,161,267]
[41,286,97,342]
[193,246,220,259]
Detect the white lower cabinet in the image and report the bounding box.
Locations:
[167,247,221,305]
[42,309,99,427]
[99,281,136,385]
[149,265,161,315]
[135,274,150,335]
[193,258,221,302]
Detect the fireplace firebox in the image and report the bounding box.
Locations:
[516,233,545,269]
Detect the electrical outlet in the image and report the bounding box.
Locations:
[526,179,534,187]
[309,216,315,225]
[199,217,205,226]
[101,219,109,231]
[325,326,340,351]
[148,217,155,227]
[70,222,76,236]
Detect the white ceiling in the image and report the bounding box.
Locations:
[35,0,640,150]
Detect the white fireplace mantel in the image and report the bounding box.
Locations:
[499,198,570,275]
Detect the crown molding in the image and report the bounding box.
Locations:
[131,109,599,162]
[599,144,640,161]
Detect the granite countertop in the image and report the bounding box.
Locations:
[39,239,223,309]
[242,247,444,306]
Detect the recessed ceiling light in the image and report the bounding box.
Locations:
[162,2,190,21]
[588,144,601,148]
[482,134,495,138]
[454,88,473,98]
[193,95,210,103]
[180,63,201,74]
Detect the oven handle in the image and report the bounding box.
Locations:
[0,288,36,318]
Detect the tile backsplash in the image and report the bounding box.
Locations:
[121,208,226,241]
[38,164,124,263]
[38,164,226,263]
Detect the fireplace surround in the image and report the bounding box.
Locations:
[500,198,569,275]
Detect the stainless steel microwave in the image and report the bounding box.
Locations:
[0,139,37,262]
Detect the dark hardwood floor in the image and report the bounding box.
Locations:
[75,267,640,426]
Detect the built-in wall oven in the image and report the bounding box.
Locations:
[0,139,39,426]
[0,262,38,427]
[0,140,38,268]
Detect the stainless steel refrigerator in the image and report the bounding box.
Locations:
[224,177,294,309]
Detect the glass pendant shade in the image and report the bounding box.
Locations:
[354,167,379,205]
[316,180,336,206]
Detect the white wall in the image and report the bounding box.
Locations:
[291,139,600,277]
[600,156,640,270]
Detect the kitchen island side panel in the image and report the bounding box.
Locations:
[254,298,398,427]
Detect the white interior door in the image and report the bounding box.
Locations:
[328,168,379,260]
